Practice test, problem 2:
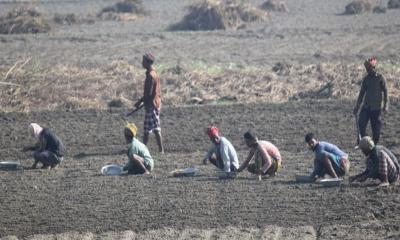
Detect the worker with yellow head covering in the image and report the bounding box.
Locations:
[349,136,400,187]
[123,123,154,175]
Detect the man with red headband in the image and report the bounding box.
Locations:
[134,53,164,153]
[353,57,388,144]
[202,126,239,173]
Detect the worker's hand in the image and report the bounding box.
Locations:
[377,182,389,188]
[352,107,359,116]
[22,146,36,152]
[348,175,357,183]
[383,105,389,113]
[202,158,208,165]
[134,101,142,108]
[359,175,368,182]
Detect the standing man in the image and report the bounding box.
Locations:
[350,136,399,187]
[237,131,282,178]
[353,57,388,144]
[305,133,350,181]
[202,126,239,173]
[135,53,164,153]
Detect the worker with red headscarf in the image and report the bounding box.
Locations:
[353,57,388,144]
[202,126,239,173]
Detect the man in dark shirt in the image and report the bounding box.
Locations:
[26,123,66,169]
[353,57,388,144]
[350,136,399,187]
[134,53,164,153]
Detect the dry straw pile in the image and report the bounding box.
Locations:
[97,0,147,21]
[260,0,288,12]
[169,0,267,31]
[344,0,372,14]
[0,8,51,34]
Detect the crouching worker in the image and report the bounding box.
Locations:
[349,136,400,187]
[202,126,239,173]
[24,123,66,169]
[123,123,154,175]
[305,133,350,181]
[237,132,282,178]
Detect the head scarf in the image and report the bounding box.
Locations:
[206,126,219,138]
[29,123,43,138]
[143,53,155,64]
[359,136,375,151]
[125,123,137,137]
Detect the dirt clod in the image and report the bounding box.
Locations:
[344,0,372,14]
[260,0,288,12]
[372,6,387,13]
[388,0,400,9]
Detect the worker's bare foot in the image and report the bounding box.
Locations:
[51,164,59,169]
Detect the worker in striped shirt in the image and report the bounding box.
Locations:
[350,136,400,187]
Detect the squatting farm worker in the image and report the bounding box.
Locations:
[134,53,164,153]
[353,57,389,145]
[123,123,154,175]
[202,126,239,172]
[24,123,66,169]
[237,131,282,178]
[305,133,350,181]
[349,136,400,187]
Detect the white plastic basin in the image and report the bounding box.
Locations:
[101,164,123,176]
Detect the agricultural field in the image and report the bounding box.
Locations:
[0,0,400,239]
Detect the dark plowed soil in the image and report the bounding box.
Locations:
[1,100,400,239]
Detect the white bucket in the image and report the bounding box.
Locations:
[101,164,123,176]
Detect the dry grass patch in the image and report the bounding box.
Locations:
[344,0,372,14]
[1,60,400,111]
[260,0,288,12]
[97,0,147,21]
[169,0,267,31]
[0,8,51,34]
